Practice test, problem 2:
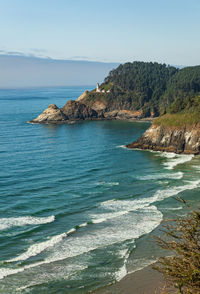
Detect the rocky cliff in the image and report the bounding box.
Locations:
[126,124,200,155]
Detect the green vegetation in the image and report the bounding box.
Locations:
[153,96,200,127]
[153,112,200,127]
[83,62,200,118]
[161,66,200,109]
[154,199,200,294]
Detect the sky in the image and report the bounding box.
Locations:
[0,0,200,66]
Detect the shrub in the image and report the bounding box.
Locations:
[154,199,200,294]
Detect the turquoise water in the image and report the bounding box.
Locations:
[0,86,200,294]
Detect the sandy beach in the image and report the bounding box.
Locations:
[92,264,166,294]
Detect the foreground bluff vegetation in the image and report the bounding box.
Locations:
[82,62,200,117]
[154,200,200,294]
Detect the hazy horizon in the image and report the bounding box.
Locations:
[0,53,192,89]
[0,54,119,88]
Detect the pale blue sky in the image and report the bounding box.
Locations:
[0,0,199,65]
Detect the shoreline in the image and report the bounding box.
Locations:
[92,263,165,294]
[28,117,153,124]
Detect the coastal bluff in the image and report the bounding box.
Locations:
[126,124,200,155]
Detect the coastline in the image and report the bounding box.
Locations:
[28,116,153,124]
[92,263,165,294]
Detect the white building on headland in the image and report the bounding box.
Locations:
[96,83,101,92]
[96,83,111,93]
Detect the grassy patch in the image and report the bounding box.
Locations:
[153,112,200,127]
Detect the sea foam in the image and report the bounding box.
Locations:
[9,232,67,262]
[137,171,183,180]
[2,177,200,282]
[162,154,194,170]
[2,205,162,280]
[0,215,55,231]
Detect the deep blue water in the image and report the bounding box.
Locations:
[0,86,200,294]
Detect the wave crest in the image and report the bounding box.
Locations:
[0,215,55,231]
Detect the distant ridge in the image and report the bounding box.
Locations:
[0,54,119,88]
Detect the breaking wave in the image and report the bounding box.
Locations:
[0,215,55,231]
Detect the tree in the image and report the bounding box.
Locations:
[154,199,200,294]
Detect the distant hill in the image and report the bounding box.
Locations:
[0,54,119,88]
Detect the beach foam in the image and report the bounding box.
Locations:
[115,248,131,281]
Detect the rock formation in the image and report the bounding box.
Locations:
[30,104,68,123]
[29,100,103,124]
[76,90,89,102]
[61,100,101,120]
[126,124,200,155]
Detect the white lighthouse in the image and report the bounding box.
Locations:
[96,83,101,92]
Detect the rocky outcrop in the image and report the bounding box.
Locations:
[126,124,200,154]
[76,90,89,102]
[61,100,102,120]
[104,109,144,120]
[30,100,103,124]
[30,104,68,123]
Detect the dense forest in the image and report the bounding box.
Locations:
[83,61,200,117]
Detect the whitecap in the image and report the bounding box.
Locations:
[157,152,177,158]
[91,210,128,224]
[97,181,119,187]
[8,232,67,262]
[163,206,183,211]
[0,215,55,231]
[116,145,127,149]
[100,179,200,214]
[79,222,88,228]
[67,228,76,234]
[163,154,194,170]
[137,171,183,180]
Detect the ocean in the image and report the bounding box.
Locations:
[0,86,200,294]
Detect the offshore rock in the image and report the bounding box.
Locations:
[126,124,200,154]
[30,104,67,123]
[29,100,103,123]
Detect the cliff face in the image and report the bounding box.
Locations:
[61,100,101,120]
[126,124,200,155]
[80,93,150,118]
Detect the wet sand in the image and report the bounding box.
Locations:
[92,264,166,294]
